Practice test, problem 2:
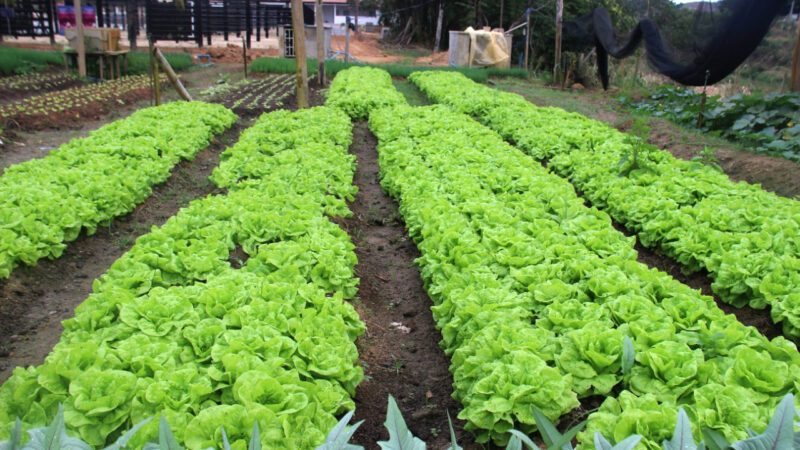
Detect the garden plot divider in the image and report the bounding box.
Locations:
[410,70,800,342]
[0,106,365,448]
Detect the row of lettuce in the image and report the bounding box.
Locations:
[0,105,365,448]
[0,101,237,279]
[409,71,800,341]
[368,101,799,448]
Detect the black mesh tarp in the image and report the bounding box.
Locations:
[567,0,788,89]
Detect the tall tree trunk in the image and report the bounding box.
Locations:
[434,0,444,52]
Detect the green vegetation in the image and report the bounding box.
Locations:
[127,51,193,75]
[621,85,800,162]
[413,70,800,338]
[0,46,63,75]
[326,66,407,119]
[0,101,236,279]
[0,106,363,448]
[392,79,430,106]
[249,56,528,83]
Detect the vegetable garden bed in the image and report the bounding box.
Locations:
[0,72,84,105]
[201,74,295,116]
[0,101,236,279]
[0,75,162,132]
[410,71,800,341]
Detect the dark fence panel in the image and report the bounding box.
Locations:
[0,0,56,41]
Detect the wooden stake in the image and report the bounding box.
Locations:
[523,10,530,71]
[291,0,309,108]
[354,0,359,35]
[434,0,444,53]
[554,0,563,84]
[315,0,325,84]
[149,38,161,105]
[243,40,248,79]
[155,48,192,101]
[499,0,504,30]
[791,13,800,91]
[75,0,86,77]
[345,17,351,63]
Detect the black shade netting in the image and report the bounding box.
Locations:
[564,0,788,90]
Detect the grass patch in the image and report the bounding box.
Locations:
[127,51,193,75]
[0,46,63,75]
[392,79,430,106]
[250,57,528,82]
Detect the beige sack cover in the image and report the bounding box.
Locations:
[465,26,510,67]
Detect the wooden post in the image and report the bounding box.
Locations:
[149,37,161,105]
[523,9,530,71]
[554,0,563,84]
[354,0,359,35]
[243,40,248,79]
[792,13,800,91]
[75,0,87,77]
[127,0,138,50]
[433,0,444,53]
[315,0,325,84]
[499,0,504,30]
[344,17,350,62]
[291,0,309,108]
[155,48,193,101]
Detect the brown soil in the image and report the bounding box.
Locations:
[338,122,473,449]
[0,119,252,382]
[204,73,294,118]
[1,86,150,132]
[184,44,279,63]
[332,33,404,64]
[0,74,84,105]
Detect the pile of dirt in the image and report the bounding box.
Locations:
[185,44,278,64]
[331,33,403,64]
[414,51,449,66]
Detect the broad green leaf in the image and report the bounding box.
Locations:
[103,417,153,450]
[377,396,426,450]
[446,411,462,450]
[0,419,23,450]
[731,394,795,450]
[663,409,697,450]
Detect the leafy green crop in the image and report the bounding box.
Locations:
[0,101,236,279]
[410,70,800,340]
[620,86,800,162]
[325,67,407,120]
[369,102,799,448]
[0,106,364,449]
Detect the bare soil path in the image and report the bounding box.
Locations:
[339,122,473,448]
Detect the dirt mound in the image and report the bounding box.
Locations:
[414,51,448,66]
[183,44,279,64]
